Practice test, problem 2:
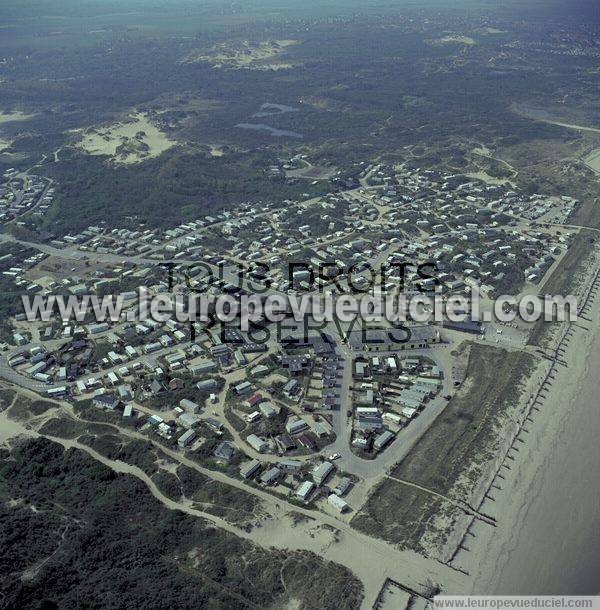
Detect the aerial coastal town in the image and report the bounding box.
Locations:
[0,155,584,524]
[0,2,599,608]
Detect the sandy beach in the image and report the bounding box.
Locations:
[454,258,600,594]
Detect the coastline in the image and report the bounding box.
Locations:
[452,253,600,594]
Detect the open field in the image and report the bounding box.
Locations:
[75,112,176,164]
[27,255,110,282]
[465,170,514,186]
[286,164,337,180]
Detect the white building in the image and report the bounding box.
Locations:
[312,461,334,486]
[296,481,315,502]
[328,494,349,513]
[246,434,269,453]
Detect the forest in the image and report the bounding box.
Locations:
[0,436,362,609]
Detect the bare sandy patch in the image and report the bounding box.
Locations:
[286,164,337,180]
[208,145,225,157]
[0,110,36,125]
[75,112,176,164]
[261,372,288,386]
[183,39,298,70]
[27,254,111,282]
[251,62,295,71]
[0,110,36,151]
[466,170,516,187]
[430,35,476,46]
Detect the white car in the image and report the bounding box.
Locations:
[328,453,341,461]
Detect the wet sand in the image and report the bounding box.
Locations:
[458,268,600,594]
